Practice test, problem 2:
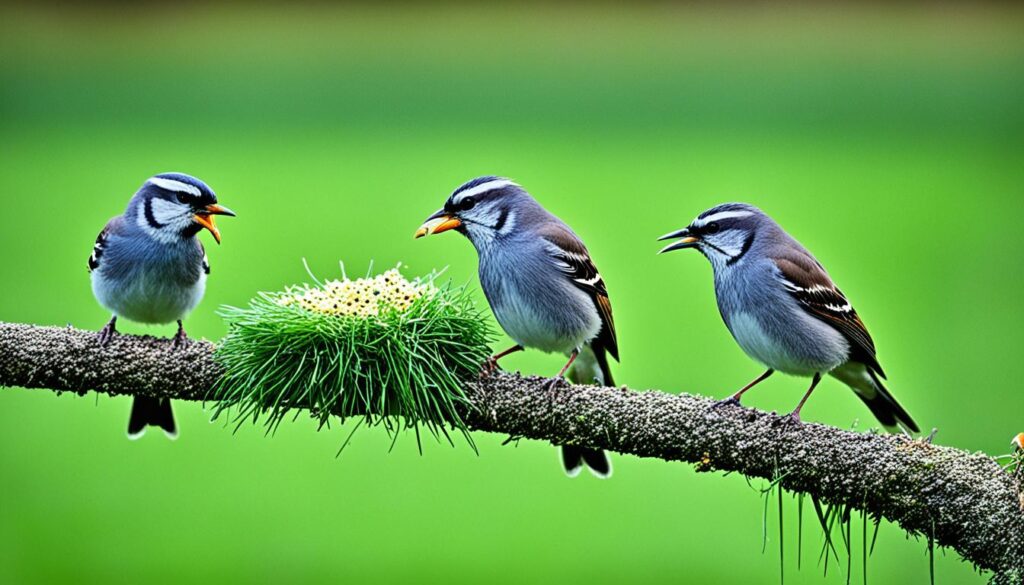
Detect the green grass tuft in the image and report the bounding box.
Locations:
[209,264,496,451]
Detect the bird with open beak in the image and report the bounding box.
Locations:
[659,202,918,434]
[416,176,619,479]
[89,172,235,439]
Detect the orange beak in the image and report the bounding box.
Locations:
[414,210,462,239]
[194,203,236,244]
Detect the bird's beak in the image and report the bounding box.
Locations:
[194,204,236,245]
[657,228,700,254]
[414,209,461,239]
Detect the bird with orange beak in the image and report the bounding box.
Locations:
[89,172,235,439]
[416,176,619,478]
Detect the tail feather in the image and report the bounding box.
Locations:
[589,337,616,387]
[558,343,614,479]
[569,343,614,387]
[863,369,919,434]
[560,445,612,479]
[128,396,178,440]
[581,448,612,478]
[560,445,585,478]
[831,362,919,434]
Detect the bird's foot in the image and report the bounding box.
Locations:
[97,322,117,347]
[712,396,742,410]
[543,377,570,410]
[778,411,803,430]
[479,357,499,378]
[545,376,569,394]
[172,327,188,350]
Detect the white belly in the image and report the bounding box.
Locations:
[494,286,600,354]
[93,269,206,325]
[727,311,847,376]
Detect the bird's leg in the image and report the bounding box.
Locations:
[714,369,774,408]
[97,315,118,347]
[481,344,523,377]
[172,320,188,350]
[783,372,823,426]
[546,348,580,393]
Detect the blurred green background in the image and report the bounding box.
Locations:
[1,3,1022,584]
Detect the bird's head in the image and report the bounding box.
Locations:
[414,176,530,247]
[130,173,236,244]
[658,203,766,268]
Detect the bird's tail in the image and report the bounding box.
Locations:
[570,340,615,387]
[561,343,613,479]
[560,444,612,478]
[127,396,178,440]
[830,362,919,434]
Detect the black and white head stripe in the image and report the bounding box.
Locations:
[683,203,764,266]
[691,203,759,229]
[447,176,518,208]
[134,172,216,243]
[148,176,202,197]
[145,172,215,202]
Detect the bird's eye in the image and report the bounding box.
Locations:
[459,196,477,211]
[175,193,189,204]
[704,222,721,235]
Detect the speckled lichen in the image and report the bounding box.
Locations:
[1,322,1022,582]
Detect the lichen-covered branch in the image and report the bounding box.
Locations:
[1,321,1021,582]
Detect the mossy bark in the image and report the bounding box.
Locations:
[1,322,1021,582]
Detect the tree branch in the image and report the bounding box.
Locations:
[1,321,1021,582]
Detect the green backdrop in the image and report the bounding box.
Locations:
[1,4,1021,584]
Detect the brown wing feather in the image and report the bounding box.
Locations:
[774,254,884,378]
[538,223,619,362]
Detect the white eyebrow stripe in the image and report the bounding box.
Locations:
[452,179,516,203]
[695,210,754,225]
[148,177,202,197]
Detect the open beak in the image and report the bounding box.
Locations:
[194,203,236,245]
[657,228,699,254]
[414,209,461,239]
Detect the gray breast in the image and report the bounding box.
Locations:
[92,232,207,324]
[477,239,600,353]
[714,259,849,375]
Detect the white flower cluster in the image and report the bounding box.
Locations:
[276,268,436,317]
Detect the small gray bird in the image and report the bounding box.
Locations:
[658,203,918,434]
[89,172,235,439]
[415,176,618,478]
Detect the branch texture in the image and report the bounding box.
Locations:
[1,322,1021,582]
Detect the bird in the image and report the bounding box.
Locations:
[658,203,918,434]
[1014,433,1024,452]
[89,172,235,439]
[415,176,619,478]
